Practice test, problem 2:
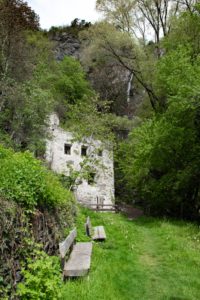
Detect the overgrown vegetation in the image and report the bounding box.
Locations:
[118,4,200,219]
[0,145,75,298]
[0,145,74,210]
[17,252,62,300]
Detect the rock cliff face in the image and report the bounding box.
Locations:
[50,32,81,60]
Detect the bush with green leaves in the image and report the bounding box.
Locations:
[0,145,75,210]
[53,56,94,116]
[17,252,62,300]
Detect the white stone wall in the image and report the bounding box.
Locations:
[46,114,115,206]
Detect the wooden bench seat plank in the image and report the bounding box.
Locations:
[63,242,93,277]
[85,216,106,241]
[59,228,77,259]
[93,226,106,241]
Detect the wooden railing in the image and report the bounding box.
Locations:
[80,203,119,212]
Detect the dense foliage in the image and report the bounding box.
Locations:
[53,56,94,119]
[17,252,62,300]
[0,9,55,153]
[0,145,75,210]
[0,145,75,298]
[118,5,200,219]
[0,195,75,298]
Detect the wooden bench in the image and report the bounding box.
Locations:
[85,216,106,241]
[59,228,92,278]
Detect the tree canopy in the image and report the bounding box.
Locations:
[117,4,200,219]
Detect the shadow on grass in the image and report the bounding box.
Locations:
[132,215,198,230]
[170,297,190,300]
[77,205,199,240]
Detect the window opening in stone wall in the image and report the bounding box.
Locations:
[98,149,103,157]
[88,172,96,185]
[81,146,87,156]
[64,144,71,155]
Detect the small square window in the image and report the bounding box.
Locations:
[88,172,96,185]
[98,150,103,157]
[81,146,87,156]
[64,144,71,155]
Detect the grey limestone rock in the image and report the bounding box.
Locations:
[50,32,81,60]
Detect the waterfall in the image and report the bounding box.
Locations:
[127,72,133,103]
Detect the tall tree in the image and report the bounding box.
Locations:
[0,0,39,80]
[81,22,160,111]
[0,1,55,153]
[96,0,198,43]
[0,31,56,153]
[96,0,136,34]
[117,4,200,219]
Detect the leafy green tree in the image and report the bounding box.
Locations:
[96,0,198,42]
[80,21,160,112]
[0,31,56,153]
[53,56,94,120]
[163,3,200,57]
[47,55,120,143]
[119,95,200,219]
[118,7,200,219]
[0,1,58,154]
[96,0,136,34]
[93,1,199,114]
[0,0,39,80]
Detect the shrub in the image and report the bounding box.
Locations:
[17,252,62,300]
[0,145,75,210]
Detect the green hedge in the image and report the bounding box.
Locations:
[0,145,75,210]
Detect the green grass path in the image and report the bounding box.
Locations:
[61,208,200,300]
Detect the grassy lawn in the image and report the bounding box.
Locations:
[61,207,200,300]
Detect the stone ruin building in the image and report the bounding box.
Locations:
[46,114,115,208]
